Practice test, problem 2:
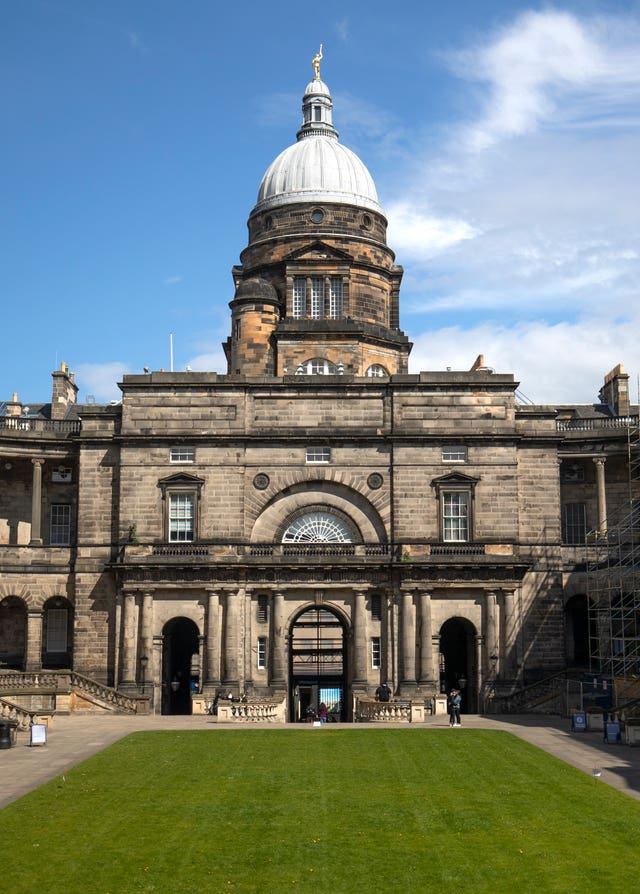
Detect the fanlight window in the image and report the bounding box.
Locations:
[282,511,354,543]
[296,358,338,375]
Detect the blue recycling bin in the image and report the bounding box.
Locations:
[604,721,621,743]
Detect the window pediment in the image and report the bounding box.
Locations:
[284,241,353,263]
[431,472,479,490]
[158,473,205,498]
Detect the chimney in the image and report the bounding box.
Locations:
[51,362,78,420]
[5,392,22,418]
[599,363,630,417]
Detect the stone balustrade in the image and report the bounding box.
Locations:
[355,697,427,723]
[214,699,285,723]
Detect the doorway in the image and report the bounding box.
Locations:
[161,617,199,715]
[439,617,477,713]
[289,606,347,722]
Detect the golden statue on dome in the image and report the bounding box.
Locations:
[312,44,323,80]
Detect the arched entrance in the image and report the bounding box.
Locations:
[0,597,27,670]
[565,594,591,667]
[161,617,199,715]
[289,606,347,722]
[439,617,477,713]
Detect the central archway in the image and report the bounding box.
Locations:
[439,617,477,713]
[289,606,347,722]
[161,617,199,715]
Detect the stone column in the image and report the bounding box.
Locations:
[204,588,221,690]
[418,590,434,686]
[25,610,43,672]
[485,590,499,677]
[593,457,607,534]
[400,589,416,687]
[475,634,484,711]
[139,590,154,687]
[270,590,286,688]
[222,588,239,689]
[502,588,518,679]
[243,589,253,691]
[30,458,44,545]
[352,588,368,685]
[120,592,137,686]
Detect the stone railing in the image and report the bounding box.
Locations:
[0,697,35,731]
[214,699,285,723]
[557,415,638,432]
[70,672,140,714]
[0,671,60,691]
[0,417,81,435]
[355,698,426,723]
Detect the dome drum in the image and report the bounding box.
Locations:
[247,202,389,247]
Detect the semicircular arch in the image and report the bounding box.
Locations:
[250,480,387,543]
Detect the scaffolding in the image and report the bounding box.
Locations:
[587,422,640,681]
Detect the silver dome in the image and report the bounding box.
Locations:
[253,74,382,215]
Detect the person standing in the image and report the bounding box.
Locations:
[375,681,391,702]
[449,688,462,726]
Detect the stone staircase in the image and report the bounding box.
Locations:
[0,671,146,717]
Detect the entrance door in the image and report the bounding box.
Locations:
[289,607,346,722]
[161,617,199,715]
[439,617,477,713]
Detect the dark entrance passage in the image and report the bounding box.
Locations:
[565,594,591,667]
[162,617,199,715]
[290,606,347,722]
[439,617,477,713]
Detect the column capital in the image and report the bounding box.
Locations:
[592,456,606,467]
[31,457,45,467]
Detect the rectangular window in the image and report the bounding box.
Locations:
[257,636,267,670]
[310,277,324,319]
[293,277,306,318]
[170,446,195,464]
[562,503,587,545]
[50,504,71,546]
[370,593,382,621]
[442,446,467,463]
[443,492,469,542]
[47,609,68,652]
[328,277,343,318]
[257,595,269,624]
[306,446,331,464]
[371,636,381,669]
[169,493,195,542]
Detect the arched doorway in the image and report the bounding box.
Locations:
[289,606,347,722]
[0,597,27,670]
[161,617,199,715]
[439,617,477,713]
[565,594,591,667]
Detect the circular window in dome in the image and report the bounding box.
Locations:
[282,511,355,543]
[310,208,325,223]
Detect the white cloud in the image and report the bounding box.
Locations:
[453,10,640,152]
[186,349,227,374]
[74,362,130,403]
[164,275,183,286]
[408,316,639,405]
[386,201,479,258]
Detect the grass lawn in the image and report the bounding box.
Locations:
[1,729,639,893]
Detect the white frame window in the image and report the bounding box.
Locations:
[50,504,71,546]
[306,446,331,464]
[329,278,343,318]
[442,446,467,463]
[443,492,469,542]
[169,493,195,542]
[47,608,68,652]
[310,277,324,318]
[293,277,306,318]
[170,446,195,464]
[371,636,381,669]
[257,636,267,670]
[366,364,388,378]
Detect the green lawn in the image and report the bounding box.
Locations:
[2,729,638,893]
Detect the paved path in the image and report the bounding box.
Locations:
[1,712,639,810]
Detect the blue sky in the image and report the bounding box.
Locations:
[3,0,639,405]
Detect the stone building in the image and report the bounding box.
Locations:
[1,63,638,720]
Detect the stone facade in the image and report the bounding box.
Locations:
[1,68,638,718]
